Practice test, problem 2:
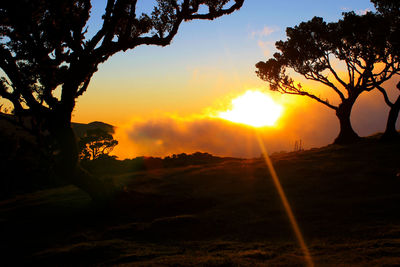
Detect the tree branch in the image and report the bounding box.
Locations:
[303,70,346,101]
[94,10,185,62]
[76,76,93,97]
[186,0,244,20]
[0,46,42,111]
[371,74,400,107]
[344,57,355,87]
[376,84,394,107]
[85,0,116,52]
[93,0,244,62]
[276,80,338,110]
[324,53,350,95]
[0,80,23,112]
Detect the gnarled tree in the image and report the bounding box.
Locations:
[0,0,244,201]
[371,0,400,140]
[79,128,118,161]
[256,13,400,144]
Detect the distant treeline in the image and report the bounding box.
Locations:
[82,152,236,176]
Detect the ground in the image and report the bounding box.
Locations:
[1,136,400,266]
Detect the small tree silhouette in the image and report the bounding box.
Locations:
[79,128,118,161]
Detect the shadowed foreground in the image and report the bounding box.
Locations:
[1,136,400,266]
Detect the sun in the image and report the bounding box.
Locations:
[218,90,283,127]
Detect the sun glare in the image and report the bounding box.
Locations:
[218,90,283,127]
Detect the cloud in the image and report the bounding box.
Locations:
[111,79,397,160]
[251,26,279,38]
[112,108,339,159]
[112,102,391,160]
[257,40,275,57]
[249,26,280,58]
[357,8,371,15]
[114,117,281,158]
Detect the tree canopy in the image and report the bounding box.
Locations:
[79,128,118,161]
[255,11,400,144]
[0,0,244,122]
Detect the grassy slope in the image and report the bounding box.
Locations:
[1,136,400,266]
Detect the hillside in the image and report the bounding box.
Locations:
[0,113,114,138]
[0,115,115,197]
[1,136,400,266]
[72,121,115,138]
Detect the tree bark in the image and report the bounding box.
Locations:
[49,114,115,202]
[382,94,400,141]
[334,99,360,144]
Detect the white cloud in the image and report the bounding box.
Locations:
[357,8,371,15]
[257,40,275,57]
[251,26,279,38]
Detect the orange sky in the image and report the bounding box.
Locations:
[68,0,399,159]
[108,77,398,159]
[2,1,396,159]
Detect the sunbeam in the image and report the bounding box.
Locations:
[256,132,314,267]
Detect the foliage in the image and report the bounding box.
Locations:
[78,128,118,161]
[0,0,244,123]
[255,11,400,143]
[0,0,244,148]
[372,0,400,16]
[256,14,398,110]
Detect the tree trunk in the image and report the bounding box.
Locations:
[334,100,360,144]
[49,116,115,202]
[382,95,400,141]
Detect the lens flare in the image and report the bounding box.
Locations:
[256,133,314,267]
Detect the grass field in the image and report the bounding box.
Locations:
[1,136,400,266]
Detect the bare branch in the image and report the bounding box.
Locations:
[85,0,116,52]
[275,79,338,110]
[297,90,338,110]
[371,74,400,107]
[302,68,346,101]
[76,76,93,97]
[324,53,350,95]
[376,84,394,107]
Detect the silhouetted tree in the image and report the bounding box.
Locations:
[79,128,118,161]
[371,0,400,140]
[256,13,400,144]
[0,0,244,201]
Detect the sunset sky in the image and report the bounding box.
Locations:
[70,0,399,159]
